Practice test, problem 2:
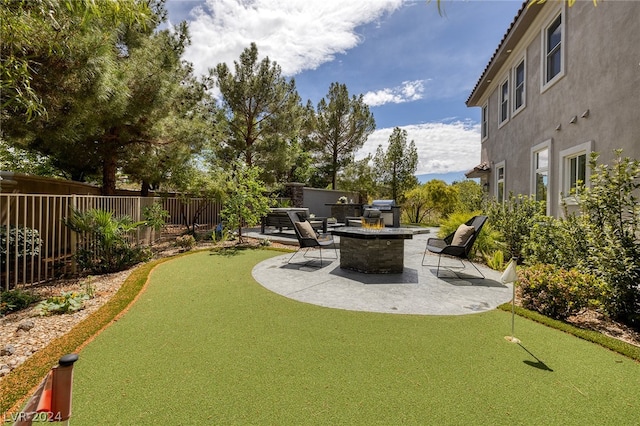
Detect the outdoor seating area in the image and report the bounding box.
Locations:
[261,208,329,234]
[423,215,488,278]
[250,230,511,315]
[286,211,337,266]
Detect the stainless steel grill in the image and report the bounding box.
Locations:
[366,200,401,227]
[369,200,395,211]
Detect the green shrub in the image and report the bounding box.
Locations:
[576,151,640,328]
[523,214,589,270]
[259,238,272,247]
[143,202,170,231]
[485,194,546,261]
[64,208,150,274]
[0,288,41,316]
[35,291,89,316]
[175,234,196,251]
[485,250,505,271]
[0,225,42,266]
[518,264,610,320]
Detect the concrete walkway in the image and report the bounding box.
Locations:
[249,230,513,316]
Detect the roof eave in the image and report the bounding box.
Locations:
[466,1,543,107]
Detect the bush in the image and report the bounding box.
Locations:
[175,234,196,251]
[523,214,589,270]
[518,264,609,320]
[0,225,42,266]
[64,208,150,274]
[0,289,41,316]
[485,194,546,261]
[576,151,640,328]
[143,202,170,231]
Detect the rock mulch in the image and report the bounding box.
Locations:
[0,270,131,378]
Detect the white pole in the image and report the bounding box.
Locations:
[500,257,520,344]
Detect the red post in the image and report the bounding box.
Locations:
[12,354,78,426]
[50,354,79,422]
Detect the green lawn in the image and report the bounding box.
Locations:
[69,249,640,425]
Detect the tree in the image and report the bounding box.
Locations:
[2,3,207,195]
[337,155,377,203]
[311,82,376,190]
[0,141,61,177]
[1,0,153,121]
[452,180,484,213]
[220,162,272,243]
[404,180,457,225]
[373,127,418,202]
[90,22,206,195]
[122,73,214,195]
[212,43,306,184]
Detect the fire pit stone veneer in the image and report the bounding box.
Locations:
[331,227,416,274]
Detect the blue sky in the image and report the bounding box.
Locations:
[165,0,525,182]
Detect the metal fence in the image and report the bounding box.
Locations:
[0,194,221,290]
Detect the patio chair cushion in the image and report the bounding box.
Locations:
[451,224,475,246]
[294,221,316,239]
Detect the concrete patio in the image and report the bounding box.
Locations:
[248,229,513,316]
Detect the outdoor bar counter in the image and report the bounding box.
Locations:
[330,227,418,274]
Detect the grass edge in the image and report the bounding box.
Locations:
[0,255,173,417]
[498,303,640,361]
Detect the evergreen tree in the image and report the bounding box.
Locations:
[373,127,418,201]
[311,82,375,189]
[212,43,307,185]
[2,2,209,195]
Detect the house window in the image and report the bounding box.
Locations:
[496,162,505,203]
[514,59,525,112]
[568,153,587,194]
[542,13,564,88]
[500,79,509,124]
[533,148,548,203]
[481,103,488,140]
[560,142,592,198]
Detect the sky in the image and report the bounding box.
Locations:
[164,0,525,183]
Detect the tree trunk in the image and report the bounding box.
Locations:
[141,181,150,197]
[102,154,118,195]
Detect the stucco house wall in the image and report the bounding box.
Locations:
[467,1,640,217]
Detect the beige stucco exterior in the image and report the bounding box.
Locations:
[467,1,640,217]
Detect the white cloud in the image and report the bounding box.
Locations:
[182,0,403,78]
[362,79,427,107]
[356,120,481,175]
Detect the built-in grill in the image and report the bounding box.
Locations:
[366,200,401,227]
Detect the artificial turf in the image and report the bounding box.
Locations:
[67,249,640,425]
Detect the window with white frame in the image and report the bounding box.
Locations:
[542,12,564,88]
[568,153,587,193]
[531,143,550,206]
[499,79,509,124]
[495,161,505,203]
[513,58,526,113]
[560,142,592,198]
[481,102,488,140]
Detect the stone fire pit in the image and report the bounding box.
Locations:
[330,227,418,274]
